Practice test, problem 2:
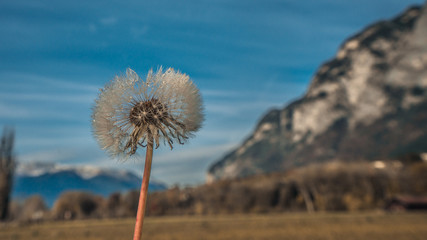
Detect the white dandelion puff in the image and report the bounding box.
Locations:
[92,67,204,158]
[92,67,204,239]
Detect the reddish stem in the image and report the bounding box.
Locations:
[133,143,153,240]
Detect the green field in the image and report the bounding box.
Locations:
[1,212,426,240]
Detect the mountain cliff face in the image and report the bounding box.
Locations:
[207,4,427,182]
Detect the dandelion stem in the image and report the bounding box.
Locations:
[133,142,153,240]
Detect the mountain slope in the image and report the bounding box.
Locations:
[208,4,427,182]
[12,162,167,206]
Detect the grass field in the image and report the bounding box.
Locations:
[1,212,427,240]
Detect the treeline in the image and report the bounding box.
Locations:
[8,191,141,222]
[7,160,427,222]
[146,160,426,214]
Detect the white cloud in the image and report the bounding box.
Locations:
[154,142,236,164]
[202,89,247,98]
[0,102,86,121]
[0,72,99,92]
[18,149,79,163]
[88,23,97,32]
[0,102,31,118]
[147,143,237,185]
[205,100,282,116]
[99,17,118,25]
[130,25,149,39]
[17,136,93,149]
[0,92,94,104]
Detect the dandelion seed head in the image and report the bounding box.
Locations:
[92,67,204,158]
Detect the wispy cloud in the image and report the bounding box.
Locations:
[0,72,99,92]
[154,142,236,164]
[0,102,31,118]
[205,100,283,116]
[150,142,237,185]
[0,92,94,103]
[130,25,149,39]
[17,135,93,149]
[1,0,424,185]
[19,148,81,164]
[202,89,247,98]
[0,102,87,121]
[99,16,118,25]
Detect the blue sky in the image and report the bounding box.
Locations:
[0,0,425,186]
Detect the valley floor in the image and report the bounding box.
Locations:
[1,212,426,240]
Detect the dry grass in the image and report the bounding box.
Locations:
[1,212,426,240]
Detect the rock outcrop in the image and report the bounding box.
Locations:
[208,4,427,182]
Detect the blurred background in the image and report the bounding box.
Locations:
[1,0,427,239]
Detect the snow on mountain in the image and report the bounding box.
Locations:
[16,162,139,180]
[208,4,427,182]
[13,162,167,207]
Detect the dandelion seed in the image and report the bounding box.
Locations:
[91,67,204,240]
[92,67,204,157]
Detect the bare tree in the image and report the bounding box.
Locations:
[0,127,16,221]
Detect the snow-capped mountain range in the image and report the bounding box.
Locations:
[13,162,167,207]
[16,162,137,180]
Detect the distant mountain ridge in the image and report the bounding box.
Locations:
[208,4,427,182]
[13,162,167,206]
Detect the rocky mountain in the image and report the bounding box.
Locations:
[13,162,167,206]
[208,4,427,182]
